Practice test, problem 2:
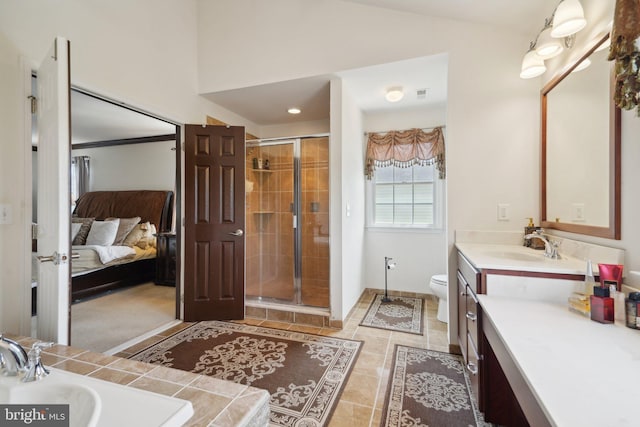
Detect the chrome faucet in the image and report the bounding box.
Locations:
[0,335,28,377]
[0,335,53,381]
[524,230,560,259]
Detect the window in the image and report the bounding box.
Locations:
[369,163,441,228]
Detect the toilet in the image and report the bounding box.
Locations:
[429,274,448,323]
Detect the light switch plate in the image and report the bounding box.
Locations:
[0,204,12,225]
[497,203,510,221]
[572,203,585,222]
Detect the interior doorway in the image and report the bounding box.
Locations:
[31,82,182,353]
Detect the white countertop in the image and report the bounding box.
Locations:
[456,243,591,275]
[479,295,640,427]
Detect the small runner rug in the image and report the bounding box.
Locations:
[130,321,362,426]
[381,345,487,427]
[360,294,424,335]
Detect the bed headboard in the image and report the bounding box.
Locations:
[73,190,174,232]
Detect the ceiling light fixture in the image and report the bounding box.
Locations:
[385,87,404,103]
[287,107,301,114]
[519,0,587,79]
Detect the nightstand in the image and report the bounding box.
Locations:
[155,233,176,286]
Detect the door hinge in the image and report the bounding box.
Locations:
[28,96,37,114]
[181,142,185,152]
[31,223,39,239]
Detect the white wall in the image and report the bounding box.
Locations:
[338,84,366,319]
[71,141,176,193]
[362,106,448,294]
[258,119,330,140]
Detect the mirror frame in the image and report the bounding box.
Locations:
[541,33,621,240]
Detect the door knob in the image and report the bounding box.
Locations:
[36,251,68,265]
[228,229,244,237]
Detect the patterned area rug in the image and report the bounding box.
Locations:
[381,345,486,427]
[360,294,424,335]
[130,321,362,426]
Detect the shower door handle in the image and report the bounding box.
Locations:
[228,229,244,237]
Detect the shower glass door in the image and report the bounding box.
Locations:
[246,140,296,302]
[245,136,329,308]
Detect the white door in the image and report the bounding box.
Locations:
[35,37,71,344]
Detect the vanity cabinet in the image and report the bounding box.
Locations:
[456,251,482,409]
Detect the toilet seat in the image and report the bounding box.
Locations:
[431,274,447,285]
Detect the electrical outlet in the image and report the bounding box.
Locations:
[497,203,510,221]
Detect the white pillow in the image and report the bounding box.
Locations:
[71,223,82,241]
[85,219,120,246]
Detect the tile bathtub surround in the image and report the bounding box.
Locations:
[9,334,270,427]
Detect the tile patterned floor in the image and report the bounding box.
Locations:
[117,289,448,427]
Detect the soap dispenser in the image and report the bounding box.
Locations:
[524,218,535,247]
[523,218,543,248]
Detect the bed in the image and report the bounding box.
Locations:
[70,190,174,301]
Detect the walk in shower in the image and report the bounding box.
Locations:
[245,136,329,308]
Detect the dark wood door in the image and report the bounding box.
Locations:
[184,125,245,321]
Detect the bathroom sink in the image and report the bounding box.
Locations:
[484,250,545,262]
[1,382,101,427]
[0,367,193,427]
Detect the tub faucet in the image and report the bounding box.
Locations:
[0,335,28,377]
[524,230,560,259]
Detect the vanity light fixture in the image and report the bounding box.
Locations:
[519,0,587,79]
[287,107,301,114]
[550,0,587,38]
[385,87,404,103]
[536,22,564,59]
[520,46,547,79]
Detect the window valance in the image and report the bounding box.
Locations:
[365,127,445,180]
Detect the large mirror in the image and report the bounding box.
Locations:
[541,33,621,239]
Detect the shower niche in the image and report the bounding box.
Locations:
[245,137,329,308]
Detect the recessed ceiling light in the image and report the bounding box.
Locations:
[385,87,404,103]
[287,107,301,114]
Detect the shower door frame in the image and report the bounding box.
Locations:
[246,133,329,306]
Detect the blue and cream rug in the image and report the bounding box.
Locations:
[130,321,362,426]
[382,345,488,427]
[360,294,424,335]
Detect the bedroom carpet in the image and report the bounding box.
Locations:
[381,345,487,427]
[70,282,175,353]
[130,320,362,426]
[360,294,424,335]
